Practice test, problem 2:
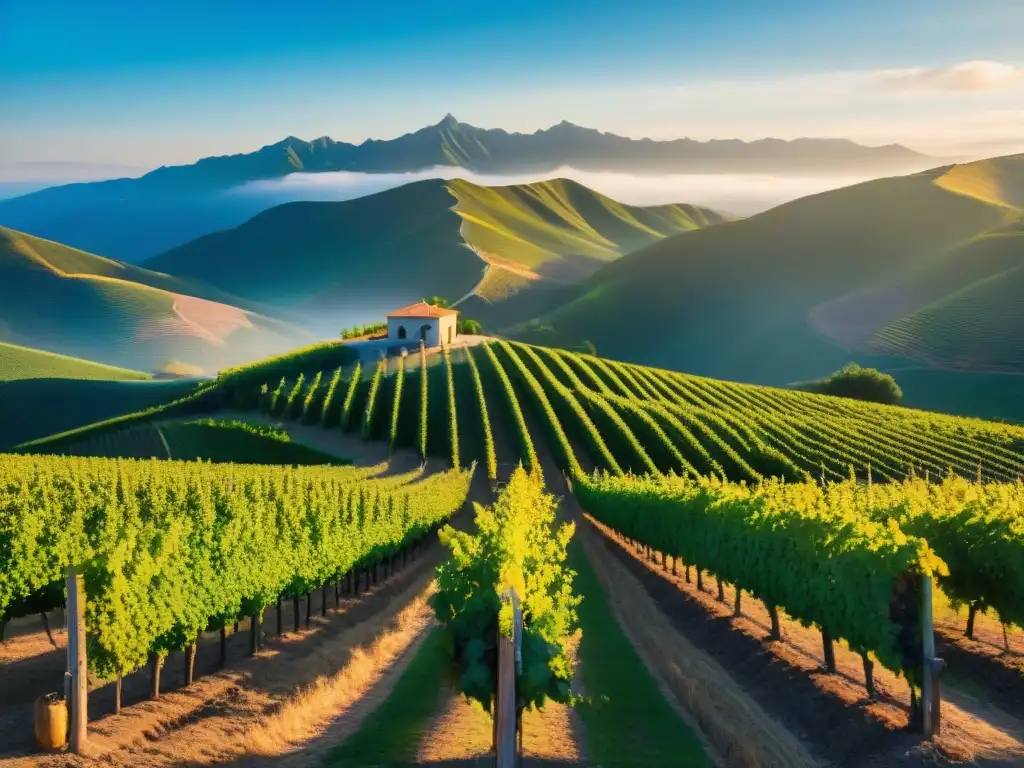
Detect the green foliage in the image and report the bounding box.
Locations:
[464,347,497,481]
[863,475,1024,629]
[0,454,473,678]
[457,318,482,335]
[576,472,949,682]
[284,373,307,420]
[361,359,386,440]
[269,376,287,416]
[319,366,344,427]
[444,347,460,469]
[301,370,324,423]
[480,342,538,476]
[216,341,356,396]
[188,417,290,441]
[423,296,452,309]
[512,342,625,476]
[494,342,583,479]
[389,355,406,452]
[339,361,362,431]
[419,342,429,459]
[802,363,904,405]
[431,467,580,713]
[341,322,387,340]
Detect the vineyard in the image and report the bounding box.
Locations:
[146,339,1024,486]
[0,454,472,701]
[4,338,1024,764]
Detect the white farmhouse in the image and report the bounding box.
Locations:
[386,302,459,348]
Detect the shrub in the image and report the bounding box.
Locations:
[802,363,903,406]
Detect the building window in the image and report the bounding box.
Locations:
[397,325,407,339]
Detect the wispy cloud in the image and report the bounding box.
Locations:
[870,60,1024,92]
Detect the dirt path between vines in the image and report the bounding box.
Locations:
[586,515,1024,767]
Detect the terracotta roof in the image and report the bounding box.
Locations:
[387,302,459,318]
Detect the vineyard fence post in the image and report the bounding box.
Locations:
[496,588,522,768]
[65,564,87,752]
[921,575,944,737]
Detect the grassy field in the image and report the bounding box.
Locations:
[509,156,1024,389]
[568,539,709,767]
[0,225,310,373]
[0,377,200,450]
[44,418,346,464]
[0,341,151,381]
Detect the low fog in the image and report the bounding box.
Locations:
[232,166,894,217]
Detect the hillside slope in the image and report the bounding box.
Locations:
[517,156,1023,384]
[0,226,311,373]
[141,178,726,333]
[864,222,1024,371]
[0,341,151,381]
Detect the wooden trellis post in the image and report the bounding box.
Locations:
[921,575,945,737]
[496,588,523,768]
[65,565,87,752]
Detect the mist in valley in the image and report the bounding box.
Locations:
[231,165,904,217]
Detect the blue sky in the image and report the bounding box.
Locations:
[2,0,1023,171]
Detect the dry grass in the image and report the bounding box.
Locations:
[240,585,436,764]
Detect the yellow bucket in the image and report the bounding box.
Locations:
[34,693,68,750]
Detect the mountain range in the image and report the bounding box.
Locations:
[0,116,931,262]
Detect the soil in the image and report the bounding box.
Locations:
[585,515,1024,767]
[933,610,1024,722]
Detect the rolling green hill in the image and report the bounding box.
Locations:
[864,223,1024,371]
[0,378,200,451]
[25,340,1022,485]
[141,178,727,332]
[512,156,1024,387]
[0,341,151,381]
[0,226,312,374]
